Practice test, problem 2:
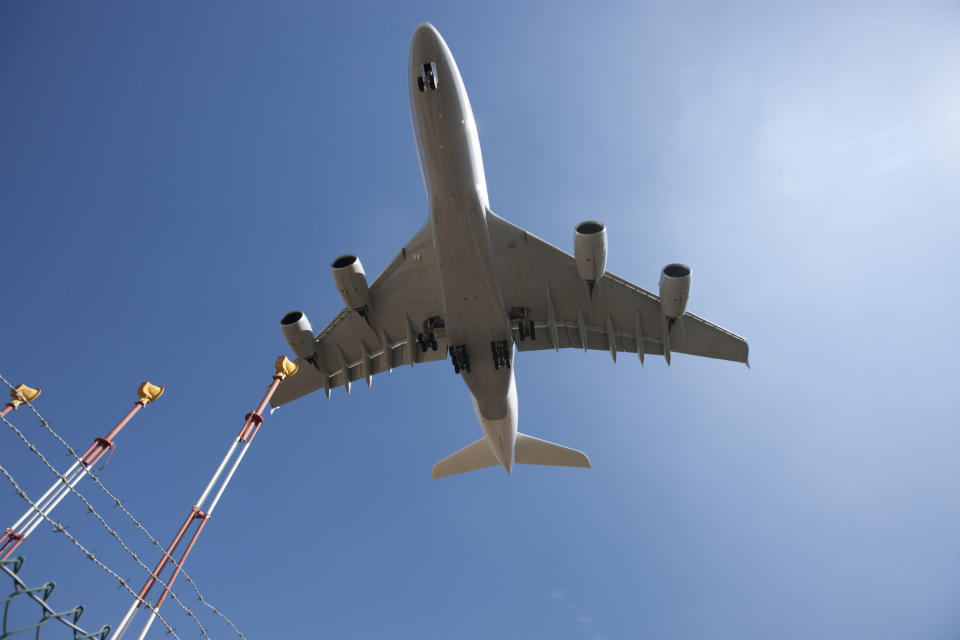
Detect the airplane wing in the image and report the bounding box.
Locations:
[486,212,749,364]
[272,222,448,406]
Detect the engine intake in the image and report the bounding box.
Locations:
[659,263,691,319]
[574,221,607,288]
[331,254,371,314]
[280,310,316,359]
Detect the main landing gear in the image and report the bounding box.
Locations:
[450,345,470,374]
[516,319,536,342]
[490,340,510,370]
[509,307,536,342]
[417,332,438,352]
[418,315,444,352]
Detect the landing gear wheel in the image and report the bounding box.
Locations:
[417,76,425,92]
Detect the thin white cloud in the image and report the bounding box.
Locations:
[871,142,935,176]
[832,121,913,152]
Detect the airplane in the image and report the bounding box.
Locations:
[271,23,749,479]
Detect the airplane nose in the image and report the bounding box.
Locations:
[411,22,445,57]
[413,22,441,42]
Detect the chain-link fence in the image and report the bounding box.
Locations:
[1,557,108,640]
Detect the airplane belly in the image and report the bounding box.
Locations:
[432,203,507,353]
[411,43,508,357]
[411,22,515,440]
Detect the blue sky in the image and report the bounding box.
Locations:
[2,1,959,638]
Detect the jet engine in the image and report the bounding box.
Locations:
[331,254,371,315]
[280,310,316,359]
[574,221,607,289]
[659,263,691,319]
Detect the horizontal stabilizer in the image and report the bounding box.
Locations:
[432,437,499,479]
[515,433,590,469]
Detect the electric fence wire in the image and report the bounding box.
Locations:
[0,373,247,640]
[0,461,179,640]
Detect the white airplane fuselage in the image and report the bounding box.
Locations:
[409,24,518,473]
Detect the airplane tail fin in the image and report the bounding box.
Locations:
[432,433,590,479]
[514,433,591,469]
[432,438,499,479]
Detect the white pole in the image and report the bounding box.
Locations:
[8,460,82,532]
[131,438,247,640]
[206,440,252,515]
[19,465,89,539]
[195,439,241,508]
[108,598,142,640]
[135,608,159,640]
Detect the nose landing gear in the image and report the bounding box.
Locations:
[417,62,439,92]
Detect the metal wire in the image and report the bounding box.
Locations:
[0,373,246,640]
[0,415,200,639]
[1,556,109,640]
[0,463,178,640]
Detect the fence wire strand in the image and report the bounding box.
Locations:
[0,373,246,640]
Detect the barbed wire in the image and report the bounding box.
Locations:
[1,555,110,640]
[0,373,246,640]
[0,461,180,640]
[0,413,206,639]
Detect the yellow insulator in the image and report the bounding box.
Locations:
[9,384,41,408]
[275,356,298,379]
[137,382,165,404]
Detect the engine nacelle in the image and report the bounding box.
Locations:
[331,254,371,313]
[574,221,607,285]
[659,263,691,318]
[280,310,316,359]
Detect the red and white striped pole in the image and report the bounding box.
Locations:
[0,384,41,419]
[110,357,297,640]
[0,382,163,561]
